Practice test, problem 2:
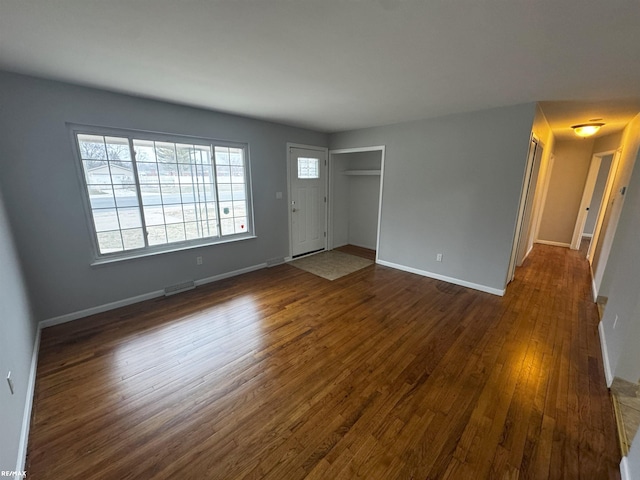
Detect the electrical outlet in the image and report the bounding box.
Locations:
[7,371,15,395]
[196,256,203,265]
[436,253,443,262]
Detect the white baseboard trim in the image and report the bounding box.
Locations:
[620,456,630,480]
[15,325,41,477]
[598,321,613,387]
[535,239,571,248]
[376,259,505,297]
[40,290,164,329]
[193,263,266,287]
[40,263,267,329]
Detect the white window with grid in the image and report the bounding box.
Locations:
[73,127,253,260]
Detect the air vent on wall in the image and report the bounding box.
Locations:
[164,280,195,296]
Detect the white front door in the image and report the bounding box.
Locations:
[289,147,327,257]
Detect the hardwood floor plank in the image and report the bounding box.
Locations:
[26,245,621,479]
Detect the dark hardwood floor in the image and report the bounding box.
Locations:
[334,244,377,261]
[26,244,620,479]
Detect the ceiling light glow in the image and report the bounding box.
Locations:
[572,123,604,138]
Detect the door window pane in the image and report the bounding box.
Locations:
[298,157,319,179]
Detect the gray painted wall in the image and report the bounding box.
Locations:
[537,138,594,245]
[330,103,535,292]
[0,72,327,321]
[599,146,640,384]
[583,154,612,236]
[0,187,36,473]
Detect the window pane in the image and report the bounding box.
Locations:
[113,186,139,208]
[105,137,131,162]
[83,160,109,185]
[180,185,196,203]
[137,162,159,183]
[218,184,232,202]
[207,220,219,237]
[220,218,234,236]
[133,139,157,163]
[229,148,243,166]
[219,201,233,218]
[140,184,162,205]
[158,162,179,180]
[122,228,144,249]
[215,147,230,165]
[147,225,167,246]
[97,230,123,253]
[166,223,186,243]
[231,166,245,184]
[185,222,200,240]
[176,144,195,164]
[205,202,217,220]
[232,184,246,201]
[143,205,165,226]
[164,205,184,224]
[183,204,197,222]
[161,184,181,205]
[233,202,246,217]
[78,134,107,160]
[298,157,319,179]
[87,185,115,209]
[110,162,135,185]
[234,217,247,234]
[216,165,231,184]
[155,142,176,163]
[118,207,142,229]
[93,208,120,232]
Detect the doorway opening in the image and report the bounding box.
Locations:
[328,146,385,262]
[570,149,621,264]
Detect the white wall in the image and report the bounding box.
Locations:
[0,187,36,474]
[0,71,327,322]
[330,103,535,294]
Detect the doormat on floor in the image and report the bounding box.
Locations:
[290,250,373,281]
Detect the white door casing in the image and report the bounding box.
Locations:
[288,145,327,257]
[570,154,603,250]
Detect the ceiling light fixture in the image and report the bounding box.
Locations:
[572,122,604,138]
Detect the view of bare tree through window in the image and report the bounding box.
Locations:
[76,131,251,255]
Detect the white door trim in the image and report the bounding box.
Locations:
[588,148,622,269]
[286,143,329,260]
[533,153,555,243]
[506,134,539,284]
[570,154,603,250]
[327,145,386,262]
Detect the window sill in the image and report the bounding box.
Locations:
[90,234,257,267]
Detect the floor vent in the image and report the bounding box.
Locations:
[164,280,195,296]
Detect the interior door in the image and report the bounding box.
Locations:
[289,147,327,257]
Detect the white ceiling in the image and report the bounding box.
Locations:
[1,1,640,134]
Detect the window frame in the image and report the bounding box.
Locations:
[69,124,256,265]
